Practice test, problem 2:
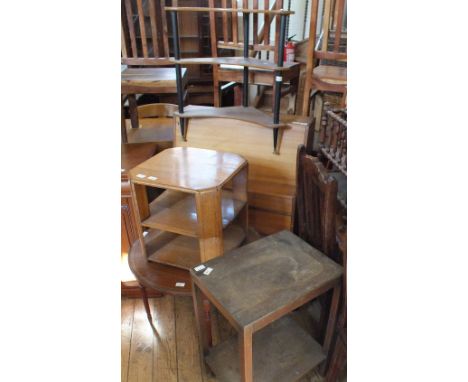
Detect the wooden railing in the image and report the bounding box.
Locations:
[319,104,347,176]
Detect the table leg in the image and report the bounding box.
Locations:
[121,95,128,143]
[239,326,253,382]
[140,284,152,323]
[192,281,212,357]
[321,283,341,374]
[128,94,139,129]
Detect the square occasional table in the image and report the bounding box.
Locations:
[190,230,343,382]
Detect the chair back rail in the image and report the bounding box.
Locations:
[293,145,337,258]
[122,0,174,65]
[137,103,179,118]
[209,0,283,61]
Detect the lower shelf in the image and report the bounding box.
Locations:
[205,315,325,382]
[145,223,246,270]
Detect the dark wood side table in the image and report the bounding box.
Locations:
[190,230,343,382]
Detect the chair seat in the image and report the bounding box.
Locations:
[124,117,174,144]
[121,67,187,94]
[313,65,347,85]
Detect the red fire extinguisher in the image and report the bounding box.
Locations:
[284,35,296,62]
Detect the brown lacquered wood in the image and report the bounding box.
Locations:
[165,6,294,15]
[313,65,347,83]
[136,103,178,119]
[175,105,288,129]
[121,57,174,66]
[124,0,138,57]
[208,0,220,106]
[121,143,164,298]
[231,0,238,44]
[239,326,253,382]
[301,0,347,116]
[333,0,345,52]
[147,224,246,269]
[136,0,148,57]
[129,146,249,298]
[293,145,338,257]
[195,189,224,263]
[322,0,332,51]
[274,0,283,61]
[174,110,307,186]
[222,0,228,43]
[130,147,247,192]
[148,0,160,57]
[264,0,270,45]
[121,21,128,58]
[160,0,170,57]
[128,237,192,296]
[121,67,188,93]
[142,190,246,237]
[170,56,296,70]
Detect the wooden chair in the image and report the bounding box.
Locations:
[121,142,165,299]
[123,102,178,145]
[293,144,341,375]
[207,0,301,111]
[293,144,338,260]
[301,0,347,116]
[121,0,188,138]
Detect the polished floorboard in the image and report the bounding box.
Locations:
[121,295,330,382]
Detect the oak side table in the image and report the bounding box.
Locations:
[190,230,343,382]
[128,147,248,309]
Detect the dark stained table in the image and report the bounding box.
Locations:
[190,230,343,382]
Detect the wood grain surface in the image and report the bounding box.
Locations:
[191,230,343,329]
[130,147,247,192]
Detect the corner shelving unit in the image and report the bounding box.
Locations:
[129,147,249,278]
[166,6,295,154]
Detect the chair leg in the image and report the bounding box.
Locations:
[213,67,221,107]
[139,284,153,323]
[128,94,139,129]
[121,95,128,144]
[325,333,347,382]
[320,284,341,375]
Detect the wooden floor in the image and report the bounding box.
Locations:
[122,295,329,382]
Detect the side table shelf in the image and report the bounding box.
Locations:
[144,224,246,270]
[206,315,325,382]
[142,189,246,237]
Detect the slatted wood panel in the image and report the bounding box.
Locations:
[301,0,347,115]
[122,0,172,65]
[202,0,284,55]
[121,296,335,382]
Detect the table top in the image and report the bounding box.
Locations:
[121,67,187,82]
[191,230,343,329]
[129,147,247,192]
[128,230,192,296]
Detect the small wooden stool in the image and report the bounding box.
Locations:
[190,230,343,382]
